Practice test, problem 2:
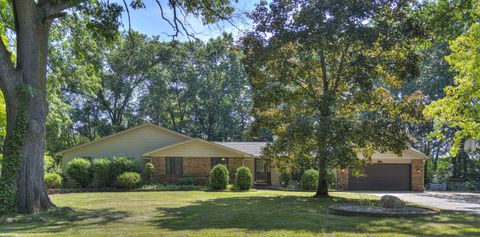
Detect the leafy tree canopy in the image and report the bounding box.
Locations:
[243,0,427,196]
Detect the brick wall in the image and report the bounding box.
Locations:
[336,168,349,191]
[411,159,425,191]
[149,157,253,184]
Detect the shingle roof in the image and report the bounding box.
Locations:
[214,142,268,157]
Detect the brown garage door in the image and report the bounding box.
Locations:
[348,164,411,190]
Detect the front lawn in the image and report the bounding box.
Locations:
[0,191,478,236]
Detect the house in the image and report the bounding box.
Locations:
[55,123,427,191]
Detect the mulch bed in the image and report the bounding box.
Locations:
[329,204,440,218]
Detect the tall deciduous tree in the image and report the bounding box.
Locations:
[0,0,235,214]
[243,0,426,196]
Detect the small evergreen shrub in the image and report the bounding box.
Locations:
[110,156,139,183]
[44,172,63,189]
[92,158,113,187]
[116,172,141,190]
[280,172,291,187]
[210,164,229,190]
[65,158,92,188]
[235,166,252,190]
[301,169,319,191]
[144,163,155,184]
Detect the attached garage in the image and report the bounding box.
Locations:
[348,164,411,190]
[336,149,428,191]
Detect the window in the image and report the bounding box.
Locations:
[211,157,228,168]
[166,157,183,175]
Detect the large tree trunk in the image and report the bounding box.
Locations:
[3,0,56,213]
[314,161,329,197]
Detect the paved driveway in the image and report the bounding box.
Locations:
[352,191,480,214]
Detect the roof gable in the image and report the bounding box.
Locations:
[143,139,253,157]
[55,123,191,156]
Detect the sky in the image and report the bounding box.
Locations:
[113,0,261,41]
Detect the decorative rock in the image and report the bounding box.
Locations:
[4,218,15,224]
[380,195,403,208]
[22,216,32,223]
[38,216,47,222]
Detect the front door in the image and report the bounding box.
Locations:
[255,159,271,185]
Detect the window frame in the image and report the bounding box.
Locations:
[211,157,229,168]
[165,157,183,175]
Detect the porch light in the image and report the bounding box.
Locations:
[340,168,345,173]
[416,169,421,174]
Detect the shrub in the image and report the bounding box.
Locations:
[116,172,141,190]
[92,158,113,187]
[110,156,139,183]
[210,164,229,190]
[44,172,63,189]
[301,169,319,191]
[65,158,92,188]
[279,172,291,187]
[144,163,155,184]
[235,166,252,190]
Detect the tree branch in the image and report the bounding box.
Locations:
[0,39,19,95]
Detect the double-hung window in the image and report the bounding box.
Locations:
[166,157,183,175]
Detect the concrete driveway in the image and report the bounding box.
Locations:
[352,191,480,214]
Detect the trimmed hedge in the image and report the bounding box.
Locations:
[44,173,63,189]
[301,169,319,191]
[210,164,229,190]
[65,158,92,188]
[92,158,113,187]
[235,166,252,190]
[116,172,141,190]
[110,156,139,183]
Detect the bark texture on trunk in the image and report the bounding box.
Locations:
[0,0,58,213]
[314,162,329,197]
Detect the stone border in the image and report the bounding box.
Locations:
[329,204,439,218]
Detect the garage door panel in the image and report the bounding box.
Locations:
[348,164,411,190]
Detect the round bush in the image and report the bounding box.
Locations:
[65,158,92,188]
[210,164,229,190]
[144,162,155,184]
[301,169,319,191]
[235,166,252,190]
[92,158,113,187]
[116,172,141,190]
[44,172,63,189]
[110,156,139,181]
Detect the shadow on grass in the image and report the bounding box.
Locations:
[0,207,130,234]
[151,195,479,236]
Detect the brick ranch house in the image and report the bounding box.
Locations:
[55,123,427,191]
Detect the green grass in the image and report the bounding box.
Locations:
[0,190,478,236]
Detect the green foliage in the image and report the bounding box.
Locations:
[0,89,28,215]
[44,173,63,189]
[279,172,291,187]
[144,163,155,185]
[110,156,139,183]
[301,169,319,191]
[210,164,229,190]
[243,0,426,195]
[116,172,141,190]
[424,22,480,156]
[65,158,92,188]
[92,158,113,187]
[235,166,252,191]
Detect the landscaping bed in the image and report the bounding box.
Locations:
[329,204,440,217]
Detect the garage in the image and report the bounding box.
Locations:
[348,164,411,190]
